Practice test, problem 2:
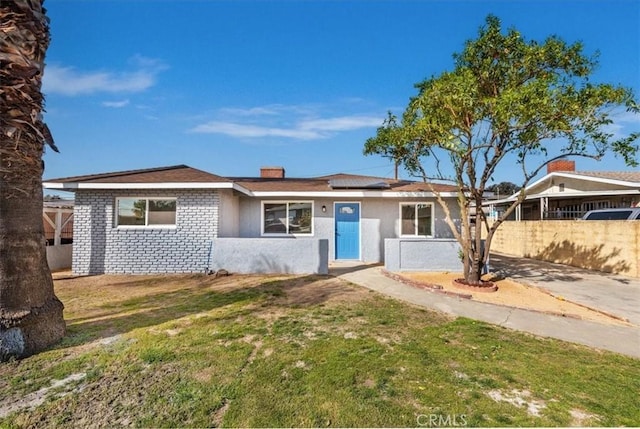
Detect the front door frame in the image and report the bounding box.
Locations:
[334,201,361,260]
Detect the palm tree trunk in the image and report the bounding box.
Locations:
[0,0,65,360]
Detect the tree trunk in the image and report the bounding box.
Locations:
[0,0,65,360]
[459,193,486,285]
[467,209,482,284]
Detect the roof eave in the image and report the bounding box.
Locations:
[524,171,640,194]
[248,190,459,198]
[43,182,238,191]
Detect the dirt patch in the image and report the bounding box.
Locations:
[276,277,370,307]
[212,398,230,427]
[0,373,86,418]
[570,408,600,426]
[487,388,546,417]
[399,272,629,326]
[57,273,290,326]
[243,338,263,368]
[193,366,216,383]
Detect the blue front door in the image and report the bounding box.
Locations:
[335,203,360,260]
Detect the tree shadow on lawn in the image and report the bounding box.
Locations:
[54,274,356,351]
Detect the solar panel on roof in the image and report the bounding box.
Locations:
[328,178,391,189]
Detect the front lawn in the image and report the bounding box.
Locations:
[1,273,638,427]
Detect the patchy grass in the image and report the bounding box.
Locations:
[0,273,639,427]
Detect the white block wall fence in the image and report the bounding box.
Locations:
[46,244,73,271]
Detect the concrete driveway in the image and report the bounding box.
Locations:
[490,253,640,325]
[331,260,640,358]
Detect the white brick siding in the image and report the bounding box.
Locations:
[73,190,219,274]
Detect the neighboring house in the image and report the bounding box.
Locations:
[43,165,462,275]
[43,198,74,245]
[485,160,640,221]
[43,198,74,271]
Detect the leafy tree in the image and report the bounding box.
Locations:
[1,0,65,359]
[367,112,410,179]
[486,182,519,197]
[365,15,638,284]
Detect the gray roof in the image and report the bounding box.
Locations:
[568,171,640,183]
[328,178,391,189]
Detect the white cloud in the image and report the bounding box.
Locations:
[299,116,382,132]
[128,54,166,70]
[217,104,317,118]
[190,104,383,141]
[612,110,640,124]
[218,107,281,117]
[44,66,153,95]
[191,121,322,140]
[101,99,130,108]
[603,109,640,139]
[43,56,167,96]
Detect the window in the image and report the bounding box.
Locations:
[116,198,176,227]
[263,201,313,235]
[400,203,433,236]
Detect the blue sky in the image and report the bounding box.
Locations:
[42,0,639,187]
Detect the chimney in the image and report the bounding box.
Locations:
[260,166,285,179]
[547,159,575,174]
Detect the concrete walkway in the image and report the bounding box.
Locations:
[330,261,640,359]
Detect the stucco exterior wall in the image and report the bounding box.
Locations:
[218,189,239,237]
[384,239,461,272]
[489,220,640,277]
[238,196,459,263]
[209,238,328,274]
[73,189,219,274]
[238,197,263,237]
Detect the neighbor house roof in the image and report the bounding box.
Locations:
[568,171,640,183]
[524,170,640,195]
[485,169,640,206]
[44,165,460,196]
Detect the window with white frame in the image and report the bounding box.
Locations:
[116,198,177,227]
[400,203,433,236]
[262,201,313,235]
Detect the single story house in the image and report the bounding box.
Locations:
[44,165,463,275]
[485,160,640,221]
